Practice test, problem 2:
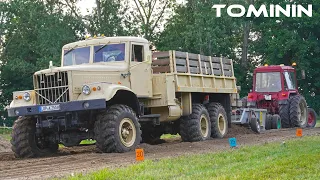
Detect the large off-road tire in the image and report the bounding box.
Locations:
[265,114,272,130]
[307,108,317,128]
[250,117,261,133]
[206,102,228,138]
[11,116,58,158]
[289,95,308,128]
[180,104,211,142]
[271,114,281,129]
[279,103,291,128]
[94,104,142,153]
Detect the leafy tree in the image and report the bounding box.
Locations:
[251,0,320,111]
[0,0,85,125]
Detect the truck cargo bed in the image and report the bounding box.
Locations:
[152,51,237,94]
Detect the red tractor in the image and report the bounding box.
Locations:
[244,64,317,129]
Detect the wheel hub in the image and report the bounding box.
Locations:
[218,114,226,135]
[119,118,136,147]
[200,115,209,137]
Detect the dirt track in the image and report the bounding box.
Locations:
[1,126,320,180]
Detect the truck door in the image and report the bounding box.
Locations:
[129,43,153,97]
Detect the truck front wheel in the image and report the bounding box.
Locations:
[180,104,211,142]
[94,104,142,153]
[11,116,58,158]
[206,102,228,138]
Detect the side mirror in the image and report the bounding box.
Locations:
[301,70,306,80]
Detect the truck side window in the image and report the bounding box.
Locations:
[132,45,143,62]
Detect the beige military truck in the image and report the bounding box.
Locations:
[7,36,237,158]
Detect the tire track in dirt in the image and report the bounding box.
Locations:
[1,127,320,180]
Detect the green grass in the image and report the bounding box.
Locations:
[315,119,320,128]
[0,127,12,140]
[65,135,320,180]
[160,133,181,139]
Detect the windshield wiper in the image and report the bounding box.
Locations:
[95,41,110,54]
[64,45,78,56]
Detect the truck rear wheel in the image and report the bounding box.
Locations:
[206,103,228,138]
[11,116,58,158]
[94,104,142,153]
[279,103,290,128]
[290,95,308,128]
[271,115,281,129]
[180,104,211,142]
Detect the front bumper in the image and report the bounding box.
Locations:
[7,99,106,117]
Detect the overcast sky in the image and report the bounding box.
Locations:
[77,0,96,15]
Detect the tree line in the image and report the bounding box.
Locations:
[0,0,319,125]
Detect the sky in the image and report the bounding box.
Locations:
[77,0,96,16]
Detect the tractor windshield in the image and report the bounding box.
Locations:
[283,71,296,90]
[255,72,282,92]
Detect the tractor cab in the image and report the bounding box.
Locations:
[247,64,298,108]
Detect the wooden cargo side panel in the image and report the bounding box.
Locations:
[152,51,171,74]
[222,58,234,77]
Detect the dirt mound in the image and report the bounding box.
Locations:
[226,124,255,137]
[0,136,11,153]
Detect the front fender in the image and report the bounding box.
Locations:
[77,83,134,101]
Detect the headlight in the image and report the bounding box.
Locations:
[23,92,31,101]
[82,85,91,95]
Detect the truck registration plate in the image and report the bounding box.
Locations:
[264,95,272,100]
[39,104,60,112]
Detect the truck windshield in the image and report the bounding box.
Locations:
[94,43,125,62]
[63,46,90,66]
[255,72,282,92]
[284,71,296,90]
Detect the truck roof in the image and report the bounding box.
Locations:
[254,65,295,72]
[62,36,149,49]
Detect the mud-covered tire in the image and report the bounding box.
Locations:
[250,117,260,133]
[289,95,308,128]
[206,103,228,138]
[279,103,290,128]
[307,108,317,128]
[180,104,211,142]
[265,114,272,130]
[11,116,58,158]
[94,104,142,153]
[271,115,281,129]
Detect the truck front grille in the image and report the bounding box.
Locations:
[34,72,70,105]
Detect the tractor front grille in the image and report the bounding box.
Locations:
[34,71,70,105]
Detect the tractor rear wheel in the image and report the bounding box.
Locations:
[94,104,142,153]
[307,108,317,128]
[180,104,211,142]
[271,115,281,129]
[289,95,308,128]
[279,103,291,128]
[11,116,58,158]
[206,102,228,138]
